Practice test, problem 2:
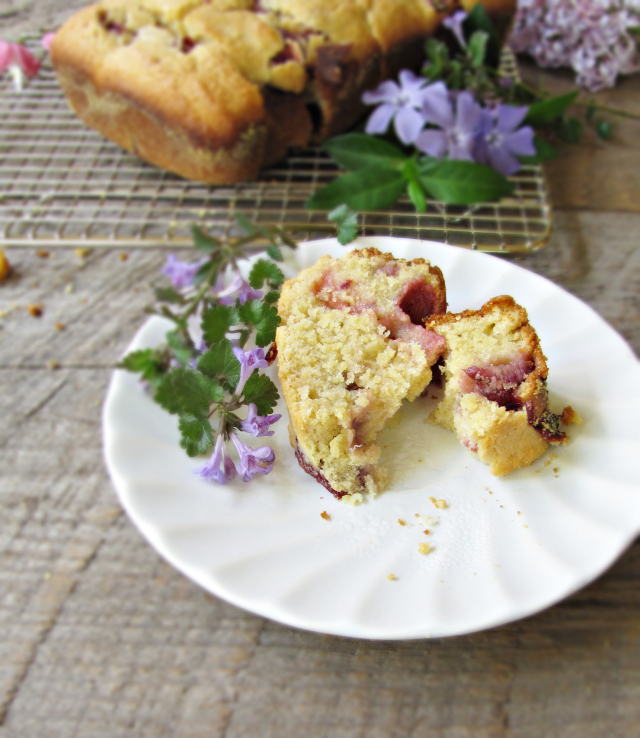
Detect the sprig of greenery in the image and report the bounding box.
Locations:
[305,2,639,244]
[118,220,294,459]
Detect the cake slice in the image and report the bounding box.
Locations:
[427,296,566,476]
[276,248,447,503]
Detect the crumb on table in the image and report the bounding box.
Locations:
[387,573,396,581]
[418,543,431,555]
[320,511,330,521]
[429,497,447,509]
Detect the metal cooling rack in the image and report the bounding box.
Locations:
[0,52,551,252]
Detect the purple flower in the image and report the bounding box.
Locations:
[509,0,640,91]
[415,89,481,161]
[474,105,536,176]
[231,434,276,481]
[194,434,237,484]
[241,403,281,437]
[362,70,440,145]
[162,254,207,289]
[233,347,268,395]
[217,274,263,306]
[442,10,468,49]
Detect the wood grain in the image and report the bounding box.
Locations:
[2,3,640,735]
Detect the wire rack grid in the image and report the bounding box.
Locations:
[0,51,551,252]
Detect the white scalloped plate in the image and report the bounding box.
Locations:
[103,237,640,640]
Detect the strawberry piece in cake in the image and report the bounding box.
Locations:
[276,247,447,503]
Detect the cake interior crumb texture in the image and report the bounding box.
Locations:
[428,295,567,476]
[276,248,447,502]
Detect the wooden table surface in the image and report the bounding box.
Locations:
[2,4,640,737]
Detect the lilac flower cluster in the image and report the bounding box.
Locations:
[160,255,282,486]
[509,0,640,91]
[363,74,535,176]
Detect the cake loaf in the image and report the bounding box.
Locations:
[276,247,447,503]
[50,0,516,184]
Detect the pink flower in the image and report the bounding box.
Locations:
[41,33,56,53]
[0,41,40,91]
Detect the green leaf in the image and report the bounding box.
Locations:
[242,373,280,415]
[201,304,238,345]
[328,204,359,245]
[191,225,220,253]
[462,3,501,68]
[166,329,195,367]
[523,91,579,127]
[306,166,406,211]
[596,119,612,140]
[468,30,488,68]
[172,368,223,418]
[323,133,406,171]
[278,232,298,250]
[179,415,214,457]
[197,339,241,389]
[249,259,284,289]
[235,213,257,236]
[119,348,166,388]
[417,159,514,204]
[424,38,449,66]
[518,136,558,164]
[586,102,596,122]
[154,286,186,304]
[407,179,426,213]
[266,244,283,261]
[153,371,183,415]
[192,259,216,288]
[263,290,281,304]
[237,300,280,347]
[557,116,583,143]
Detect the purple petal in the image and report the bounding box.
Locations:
[421,84,453,129]
[362,79,400,105]
[365,103,396,135]
[398,69,427,95]
[394,106,425,145]
[489,146,521,176]
[455,92,480,134]
[496,105,529,135]
[448,143,475,162]
[414,129,448,159]
[442,10,468,49]
[504,126,536,157]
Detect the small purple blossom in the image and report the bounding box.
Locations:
[162,254,207,289]
[231,434,276,481]
[241,403,281,437]
[474,105,536,176]
[362,70,441,145]
[415,88,481,161]
[217,274,263,306]
[442,10,468,49]
[194,434,237,484]
[233,347,268,395]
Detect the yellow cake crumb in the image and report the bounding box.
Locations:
[387,573,396,581]
[418,543,431,555]
[320,511,330,521]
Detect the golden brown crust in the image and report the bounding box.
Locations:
[51,0,516,184]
